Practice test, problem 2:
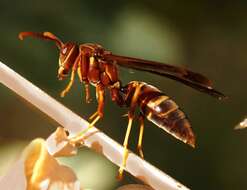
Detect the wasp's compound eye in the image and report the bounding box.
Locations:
[62,47,67,55]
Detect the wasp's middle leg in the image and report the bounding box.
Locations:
[70,83,105,144]
[88,82,105,120]
[76,55,92,104]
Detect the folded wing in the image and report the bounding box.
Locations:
[104,54,226,99]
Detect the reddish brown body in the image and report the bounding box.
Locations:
[57,42,124,109]
[122,81,195,147]
[78,44,118,85]
[19,31,225,179]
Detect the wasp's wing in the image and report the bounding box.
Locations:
[104,54,226,99]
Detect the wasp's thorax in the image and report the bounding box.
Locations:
[58,42,79,80]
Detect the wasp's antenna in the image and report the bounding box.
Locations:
[18,31,64,49]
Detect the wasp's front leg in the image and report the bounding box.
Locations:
[60,62,78,98]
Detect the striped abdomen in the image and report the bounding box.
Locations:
[138,83,195,147]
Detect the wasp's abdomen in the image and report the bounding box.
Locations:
[140,92,195,147]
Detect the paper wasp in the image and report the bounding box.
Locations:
[19,31,226,179]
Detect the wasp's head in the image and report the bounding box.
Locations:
[58,42,79,80]
[19,31,79,80]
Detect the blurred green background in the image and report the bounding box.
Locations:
[0,0,247,189]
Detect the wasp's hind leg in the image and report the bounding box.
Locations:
[137,113,145,159]
[117,112,134,180]
[117,82,143,180]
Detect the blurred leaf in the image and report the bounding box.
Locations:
[0,138,81,190]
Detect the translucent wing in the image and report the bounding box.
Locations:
[104,54,226,99]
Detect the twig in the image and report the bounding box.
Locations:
[0,61,190,190]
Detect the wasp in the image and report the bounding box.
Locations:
[19,31,226,179]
